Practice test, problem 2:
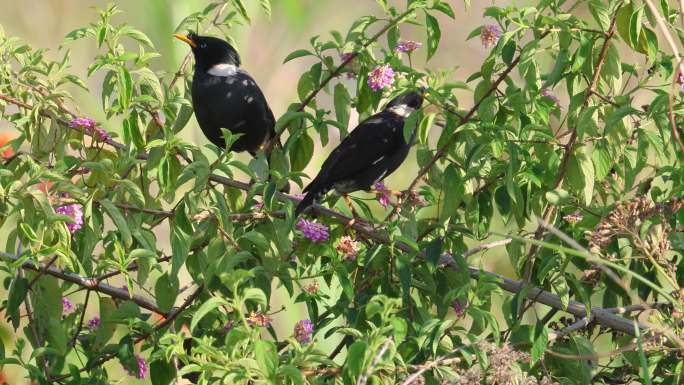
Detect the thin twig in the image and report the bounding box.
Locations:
[69,289,91,347]
[357,339,392,385]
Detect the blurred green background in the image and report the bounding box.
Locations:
[0,1,517,383]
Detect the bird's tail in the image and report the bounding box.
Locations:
[295,191,316,217]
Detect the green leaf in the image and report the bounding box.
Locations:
[7,277,28,329]
[592,147,612,181]
[100,199,133,246]
[545,189,571,205]
[172,102,194,133]
[290,131,314,172]
[259,0,272,18]
[433,1,455,18]
[417,113,436,145]
[243,288,267,307]
[119,25,155,48]
[440,165,464,221]
[154,273,178,313]
[279,365,303,385]
[565,146,595,205]
[135,67,163,103]
[531,323,549,363]
[151,359,176,385]
[283,49,314,63]
[334,83,351,133]
[232,0,251,22]
[588,0,610,30]
[425,12,441,60]
[254,340,278,380]
[345,341,368,379]
[190,297,229,332]
[95,298,117,348]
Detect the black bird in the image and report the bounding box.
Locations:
[174,32,276,155]
[295,90,425,216]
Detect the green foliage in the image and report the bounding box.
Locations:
[1,0,684,384]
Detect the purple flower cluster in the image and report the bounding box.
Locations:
[134,355,148,379]
[87,316,101,330]
[396,40,422,53]
[296,219,329,242]
[480,24,502,49]
[62,297,74,315]
[367,64,395,91]
[540,88,561,108]
[374,182,392,208]
[679,71,684,92]
[68,117,96,130]
[55,203,84,234]
[69,117,110,142]
[452,299,467,318]
[294,319,314,344]
[341,52,355,62]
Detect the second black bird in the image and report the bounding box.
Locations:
[295,89,425,216]
[174,32,276,155]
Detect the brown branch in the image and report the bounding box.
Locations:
[205,173,649,336]
[0,252,168,317]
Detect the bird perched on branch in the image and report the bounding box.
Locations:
[174,32,277,155]
[295,89,425,216]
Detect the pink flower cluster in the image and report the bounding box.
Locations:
[69,117,110,142]
[480,24,502,49]
[336,236,360,260]
[396,40,422,53]
[62,297,74,315]
[126,355,147,379]
[367,64,395,91]
[374,182,392,208]
[55,203,84,234]
[87,316,101,330]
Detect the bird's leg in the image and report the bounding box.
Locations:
[343,194,358,227]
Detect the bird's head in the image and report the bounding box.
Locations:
[385,88,425,117]
[174,32,241,72]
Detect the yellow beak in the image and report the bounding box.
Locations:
[173,33,197,48]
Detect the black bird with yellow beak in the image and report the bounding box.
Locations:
[295,89,425,216]
[174,32,276,155]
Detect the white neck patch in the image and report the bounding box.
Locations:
[388,104,414,118]
[207,63,238,77]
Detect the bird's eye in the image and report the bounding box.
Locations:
[200,43,207,48]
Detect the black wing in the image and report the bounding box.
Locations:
[193,70,275,152]
[304,111,404,193]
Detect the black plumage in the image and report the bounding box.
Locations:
[295,90,424,216]
[174,32,276,155]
